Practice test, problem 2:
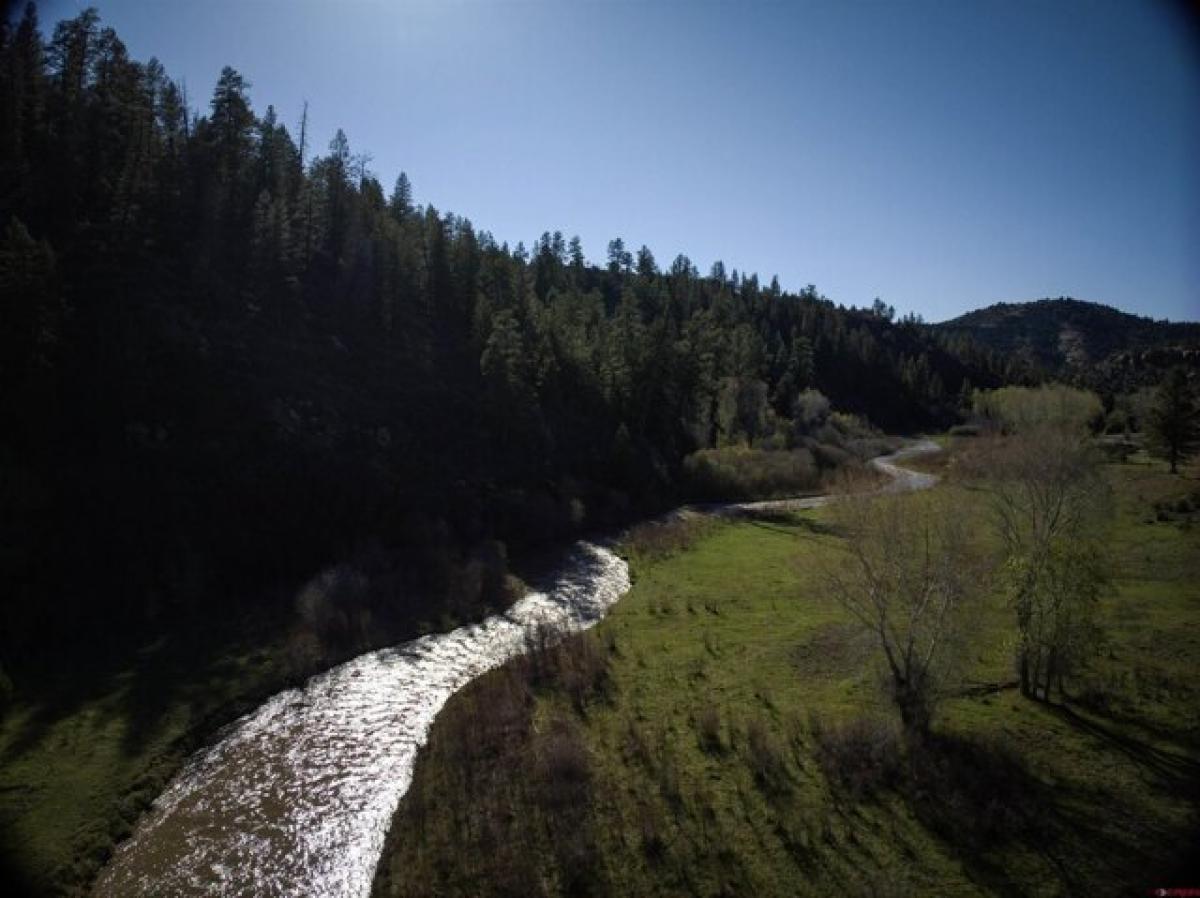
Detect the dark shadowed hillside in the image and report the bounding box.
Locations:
[934,298,1200,392]
[0,4,1025,679]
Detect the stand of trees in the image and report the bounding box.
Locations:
[969,386,1112,701]
[1146,368,1199,473]
[0,6,1011,674]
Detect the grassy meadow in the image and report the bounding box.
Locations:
[373,442,1200,898]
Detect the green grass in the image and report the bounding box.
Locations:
[374,449,1200,898]
[0,615,309,897]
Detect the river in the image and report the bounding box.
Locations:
[92,439,939,898]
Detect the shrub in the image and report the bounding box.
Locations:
[534,717,592,810]
[1094,436,1136,463]
[793,389,832,435]
[521,627,611,713]
[845,435,902,459]
[639,803,668,860]
[683,446,819,501]
[623,514,712,560]
[745,717,790,794]
[813,716,901,797]
[622,716,653,769]
[522,619,564,684]
[559,634,612,714]
[808,441,853,470]
[282,627,324,678]
[295,563,369,651]
[654,736,684,810]
[696,704,723,754]
[828,411,875,440]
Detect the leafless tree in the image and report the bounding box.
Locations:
[967,418,1110,699]
[1016,538,1107,701]
[822,491,985,734]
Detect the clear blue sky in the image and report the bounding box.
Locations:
[38,0,1200,322]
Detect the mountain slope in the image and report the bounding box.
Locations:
[933,298,1200,390]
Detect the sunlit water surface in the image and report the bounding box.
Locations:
[93,441,937,898]
[93,542,630,898]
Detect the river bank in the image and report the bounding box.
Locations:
[87,442,936,897]
[371,445,1200,898]
[0,442,928,897]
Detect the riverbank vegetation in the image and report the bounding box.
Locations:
[372,431,1199,897]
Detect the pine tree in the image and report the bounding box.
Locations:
[0,4,46,213]
[47,7,100,103]
[209,66,254,178]
[635,244,657,278]
[1146,368,1199,473]
[957,378,974,412]
[320,128,352,263]
[606,237,631,274]
[568,235,585,270]
[0,217,59,406]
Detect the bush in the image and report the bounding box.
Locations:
[521,627,612,713]
[813,716,901,797]
[623,515,712,560]
[745,717,790,794]
[696,704,723,754]
[793,389,832,436]
[559,635,612,714]
[809,441,853,470]
[828,411,875,440]
[622,716,653,769]
[683,446,820,501]
[535,717,592,810]
[1095,437,1136,463]
[845,435,902,460]
[638,802,667,860]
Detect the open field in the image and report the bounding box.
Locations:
[373,443,1200,897]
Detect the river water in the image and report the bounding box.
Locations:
[92,440,938,898]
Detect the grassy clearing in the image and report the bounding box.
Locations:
[0,615,305,897]
[373,444,1200,898]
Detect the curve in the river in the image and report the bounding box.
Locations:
[92,439,939,898]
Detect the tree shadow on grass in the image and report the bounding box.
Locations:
[0,602,310,897]
[735,509,838,538]
[1047,704,1200,791]
[1,610,261,769]
[901,732,1062,897]
[902,720,1200,898]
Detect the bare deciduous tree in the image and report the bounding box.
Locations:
[966,401,1111,699]
[822,491,985,734]
[1007,538,1107,701]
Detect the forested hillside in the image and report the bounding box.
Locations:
[934,298,1200,393]
[0,5,1013,671]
